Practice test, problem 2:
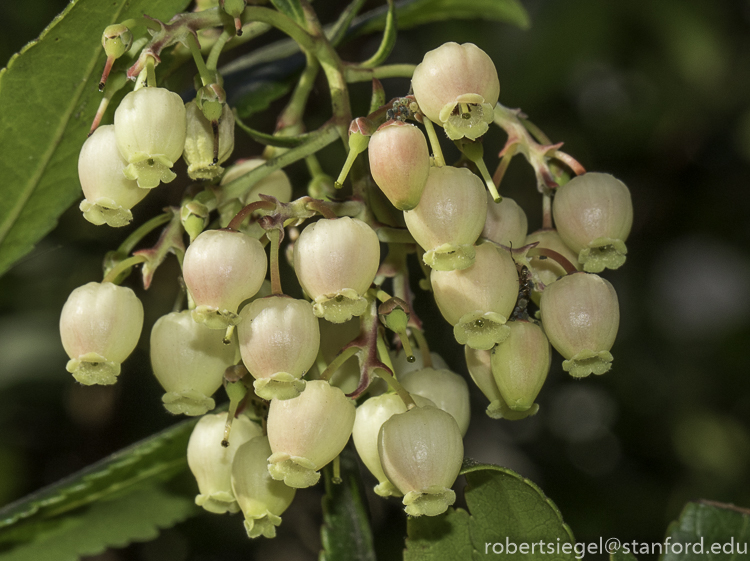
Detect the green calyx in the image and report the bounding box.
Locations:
[79,198,134,228]
[67,353,120,386]
[162,390,216,416]
[454,311,510,350]
[423,243,476,271]
[101,24,133,59]
[222,0,246,19]
[195,491,240,514]
[579,237,628,273]
[196,84,226,122]
[253,375,306,401]
[191,306,241,330]
[402,486,456,517]
[374,480,402,498]
[486,399,539,421]
[562,349,614,378]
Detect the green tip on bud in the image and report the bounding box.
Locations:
[221,0,247,19]
[102,24,133,59]
[196,84,227,122]
[335,131,369,187]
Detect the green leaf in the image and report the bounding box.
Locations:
[353,0,530,35]
[233,76,296,119]
[405,460,576,561]
[319,447,376,561]
[660,500,750,561]
[0,484,197,561]
[359,0,397,69]
[0,0,192,278]
[0,417,197,535]
[270,0,306,26]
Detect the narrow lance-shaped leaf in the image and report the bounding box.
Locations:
[0,0,192,278]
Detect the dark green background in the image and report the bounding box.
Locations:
[2,1,750,560]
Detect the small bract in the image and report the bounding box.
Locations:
[403,166,487,271]
[552,172,633,273]
[150,310,237,416]
[540,272,620,377]
[231,436,296,539]
[187,413,263,514]
[78,125,148,227]
[114,86,187,189]
[183,229,267,329]
[368,121,430,210]
[412,42,499,140]
[465,346,539,420]
[238,296,320,400]
[267,380,355,488]
[60,281,143,386]
[293,217,380,323]
[378,406,463,517]
[431,243,518,349]
[183,100,235,180]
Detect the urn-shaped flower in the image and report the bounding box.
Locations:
[183,100,235,180]
[60,282,143,386]
[399,368,471,436]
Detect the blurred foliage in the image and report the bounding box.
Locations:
[2,0,750,560]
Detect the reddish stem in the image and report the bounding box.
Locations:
[528,247,578,275]
[227,200,276,231]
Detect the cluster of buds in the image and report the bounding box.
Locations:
[59,7,634,539]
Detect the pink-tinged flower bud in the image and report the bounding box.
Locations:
[231,435,296,539]
[183,101,235,181]
[293,218,380,323]
[465,346,538,420]
[238,296,320,400]
[540,272,619,377]
[60,282,143,386]
[525,229,581,305]
[368,121,430,210]
[412,42,499,140]
[431,243,518,350]
[491,320,550,412]
[399,368,471,436]
[552,172,633,273]
[481,195,528,248]
[378,406,463,516]
[352,393,434,497]
[404,166,487,271]
[114,87,187,189]
[183,229,268,329]
[150,311,237,416]
[78,125,148,227]
[267,380,355,488]
[187,412,263,514]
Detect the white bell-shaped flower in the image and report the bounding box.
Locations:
[238,296,320,401]
[150,310,237,416]
[399,368,471,436]
[412,42,499,140]
[60,282,143,386]
[378,405,463,516]
[431,243,518,349]
[183,229,268,329]
[293,217,380,323]
[353,393,435,497]
[114,86,187,189]
[231,435,296,539]
[267,380,355,488]
[404,166,487,271]
[78,125,148,227]
[187,412,263,514]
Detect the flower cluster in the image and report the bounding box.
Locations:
[59,5,633,540]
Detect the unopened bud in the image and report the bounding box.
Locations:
[102,24,133,59]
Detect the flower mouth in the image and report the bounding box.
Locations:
[438,94,495,140]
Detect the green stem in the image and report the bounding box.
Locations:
[187,33,214,86]
[102,255,147,284]
[117,212,171,255]
[422,116,445,167]
[267,229,284,295]
[243,6,316,52]
[542,193,553,229]
[375,336,415,408]
[474,155,502,203]
[344,64,416,83]
[411,328,432,368]
[206,29,232,71]
[145,55,157,88]
[277,52,320,131]
[306,199,337,220]
[320,346,359,382]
